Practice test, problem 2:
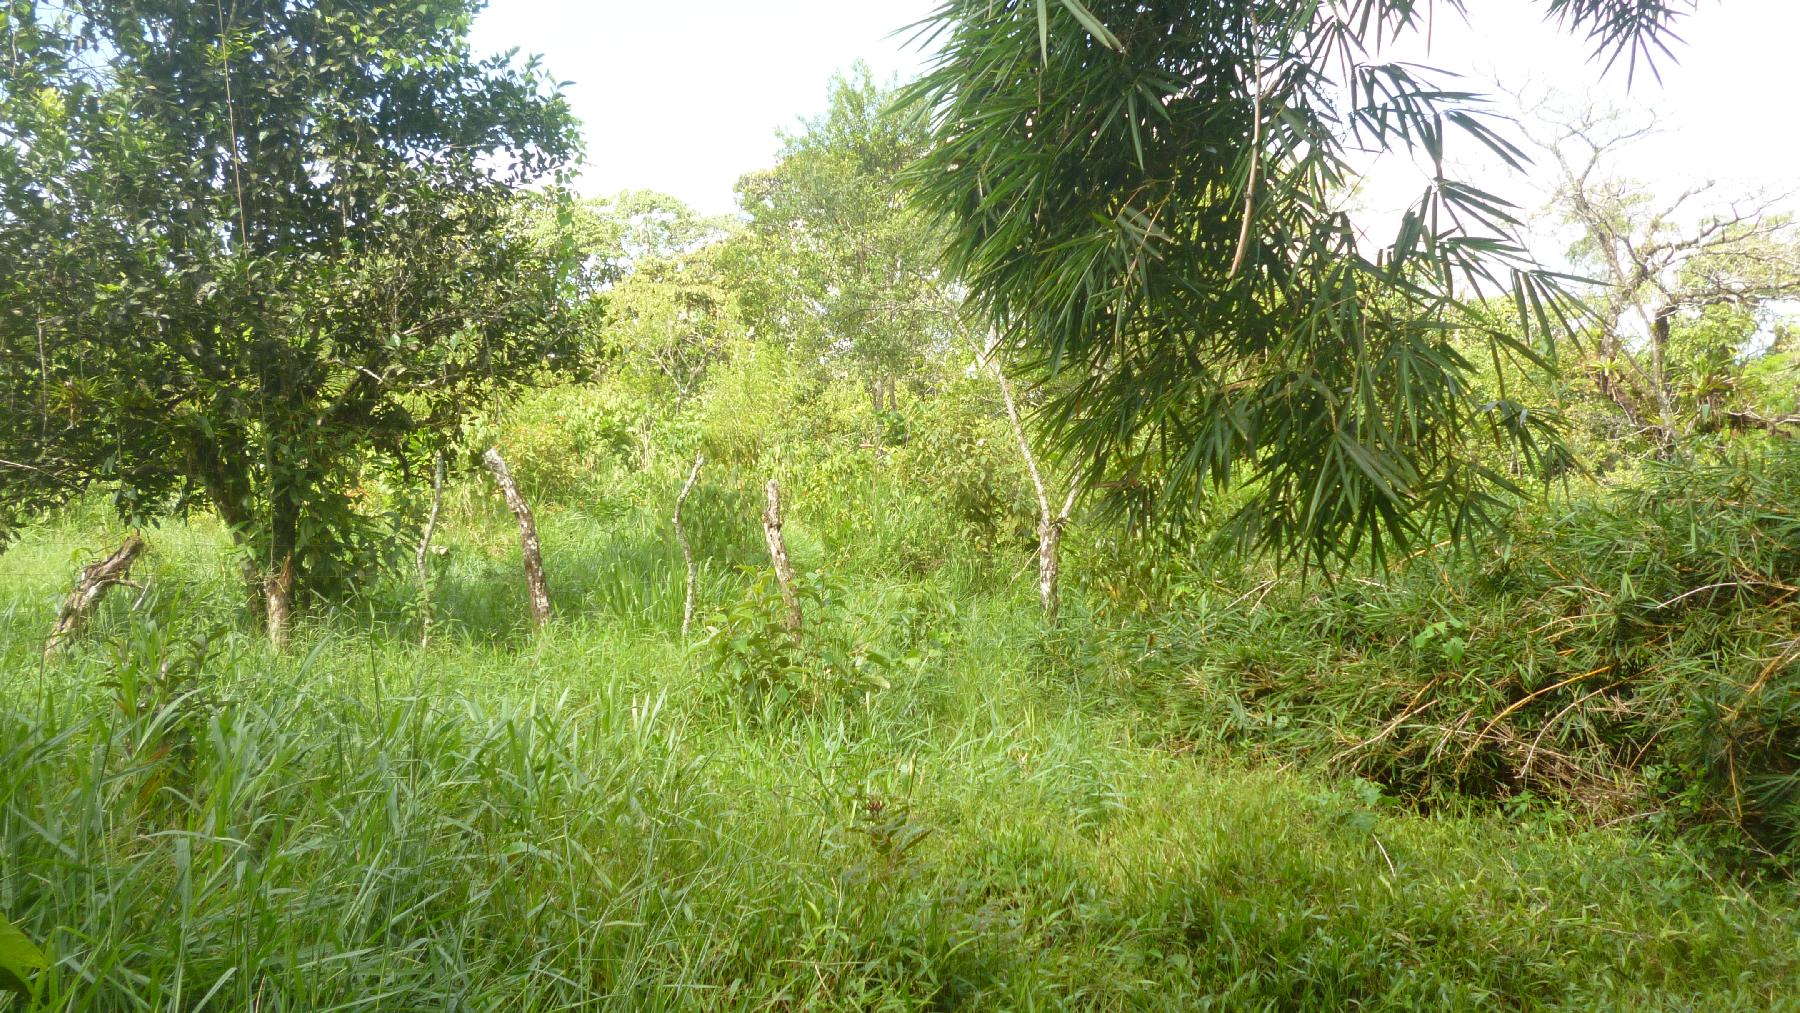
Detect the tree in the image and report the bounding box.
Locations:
[591,195,738,401]
[0,0,582,638]
[1529,103,1800,447]
[905,1,1694,567]
[563,190,739,463]
[731,64,961,414]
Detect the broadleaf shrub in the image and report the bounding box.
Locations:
[702,570,896,721]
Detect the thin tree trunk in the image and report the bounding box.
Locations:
[190,432,264,625]
[1039,483,1081,628]
[265,554,295,653]
[762,479,802,636]
[994,357,1079,626]
[417,451,446,646]
[45,534,146,655]
[263,471,304,652]
[483,447,552,630]
[673,452,704,638]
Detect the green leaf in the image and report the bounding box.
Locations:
[1059,0,1122,50]
[0,912,47,996]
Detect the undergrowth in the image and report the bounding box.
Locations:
[1080,440,1800,871]
[2,405,1797,1008]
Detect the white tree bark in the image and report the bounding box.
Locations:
[265,554,295,653]
[416,451,446,646]
[993,356,1080,627]
[484,447,552,630]
[762,479,802,636]
[673,452,705,638]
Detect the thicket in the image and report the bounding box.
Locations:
[1073,439,1800,870]
[2,381,1798,1005]
[416,367,1800,871]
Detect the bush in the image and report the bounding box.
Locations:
[702,570,897,721]
[1096,438,1800,869]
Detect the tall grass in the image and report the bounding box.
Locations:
[2,409,1798,1008]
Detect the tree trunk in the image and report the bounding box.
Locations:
[673,452,705,638]
[484,447,552,630]
[762,479,802,636]
[993,354,1079,626]
[190,431,264,625]
[1037,484,1081,629]
[265,477,302,652]
[265,554,295,653]
[639,409,655,470]
[45,534,146,655]
[1651,302,1681,445]
[417,451,446,646]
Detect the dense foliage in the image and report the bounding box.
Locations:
[4,2,1800,1008]
[905,1,1694,565]
[0,0,582,613]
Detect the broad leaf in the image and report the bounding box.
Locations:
[0,912,47,996]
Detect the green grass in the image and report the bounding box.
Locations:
[2,477,1797,1010]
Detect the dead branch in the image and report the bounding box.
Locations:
[993,353,1080,626]
[484,447,552,630]
[45,534,146,655]
[762,479,802,636]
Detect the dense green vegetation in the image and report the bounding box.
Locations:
[4,0,1799,1008]
[2,400,1797,1008]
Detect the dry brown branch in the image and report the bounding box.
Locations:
[45,534,146,655]
[484,447,551,630]
[1459,665,1613,767]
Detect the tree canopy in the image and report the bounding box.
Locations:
[732,64,960,411]
[0,0,582,616]
[905,0,1697,566]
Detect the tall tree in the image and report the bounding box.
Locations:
[905,1,1694,566]
[731,64,961,413]
[1529,103,1800,446]
[0,0,582,634]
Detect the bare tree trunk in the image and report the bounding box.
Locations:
[639,409,655,471]
[1036,484,1082,628]
[45,534,146,655]
[762,479,802,636]
[484,447,552,630]
[994,357,1080,626]
[265,476,302,651]
[673,452,704,638]
[417,451,446,646]
[265,554,295,653]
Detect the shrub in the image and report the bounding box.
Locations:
[702,570,896,721]
[1099,438,1800,869]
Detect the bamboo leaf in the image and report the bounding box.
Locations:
[1059,0,1122,50]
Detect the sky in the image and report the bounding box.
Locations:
[470,1,1800,242]
[471,0,940,214]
